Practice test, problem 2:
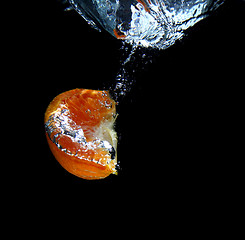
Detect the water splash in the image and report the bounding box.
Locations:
[68,0,224,49]
[65,0,224,100]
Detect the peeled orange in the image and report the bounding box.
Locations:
[44,89,118,180]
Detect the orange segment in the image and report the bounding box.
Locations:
[44,89,118,180]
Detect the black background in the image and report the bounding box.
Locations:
[8,0,244,227]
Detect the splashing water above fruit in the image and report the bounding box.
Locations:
[66,0,224,100]
[68,0,224,49]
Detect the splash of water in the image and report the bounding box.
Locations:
[68,0,224,49]
[65,0,224,100]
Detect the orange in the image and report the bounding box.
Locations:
[44,89,117,180]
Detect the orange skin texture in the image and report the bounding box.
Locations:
[45,89,117,180]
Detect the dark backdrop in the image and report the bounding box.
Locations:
[9,0,244,224]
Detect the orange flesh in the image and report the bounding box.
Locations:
[136,0,151,12]
[113,28,127,39]
[45,89,117,180]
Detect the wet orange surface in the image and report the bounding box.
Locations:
[44,89,117,180]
